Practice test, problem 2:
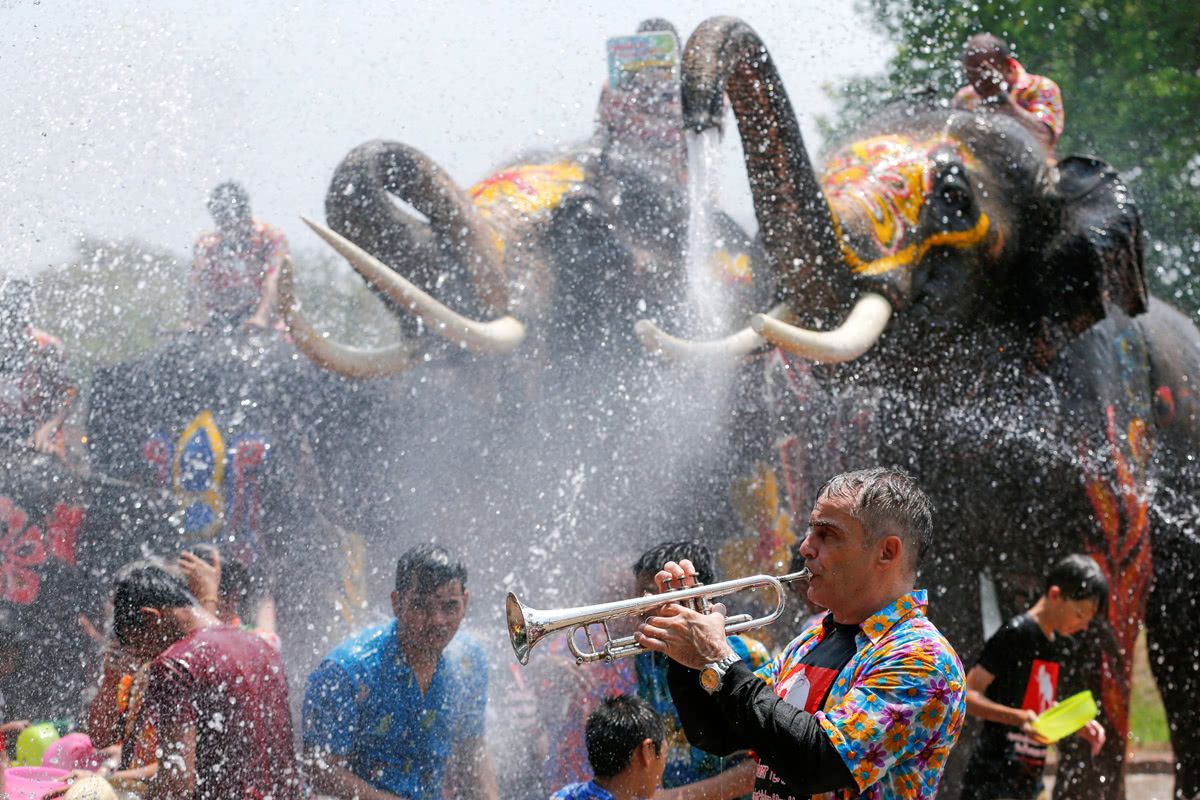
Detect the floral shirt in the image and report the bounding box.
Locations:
[756,591,966,799]
[952,59,1065,142]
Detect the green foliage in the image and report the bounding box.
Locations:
[31,236,402,385]
[823,0,1200,312]
[32,236,188,383]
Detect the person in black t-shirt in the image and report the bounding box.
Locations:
[961,554,1109,800]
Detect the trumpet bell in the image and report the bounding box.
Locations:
[507,592,538,665]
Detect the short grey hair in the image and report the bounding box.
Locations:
[817,468,933,570]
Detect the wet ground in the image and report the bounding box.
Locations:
[1044,768,1175,799]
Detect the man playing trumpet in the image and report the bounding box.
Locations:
[635,468,966,799]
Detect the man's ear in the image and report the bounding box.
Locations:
[878,535,903,567]
[461,588,471,614]
[636,737,657,767]
[139,606,163,626]
[1046,585,1062,602]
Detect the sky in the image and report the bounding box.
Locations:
[0,1,891,277]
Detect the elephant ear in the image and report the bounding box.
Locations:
[1040,156,1147,337]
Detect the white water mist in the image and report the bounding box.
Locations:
[684,128,729,336]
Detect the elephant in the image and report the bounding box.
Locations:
[281,20,773,594]
[285,19,767,386]
[639,17,1199,800]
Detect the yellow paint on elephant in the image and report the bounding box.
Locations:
[834,212,990,277]
[822,134,987,276]
[712,249,752,286]
[720,462,796,582]
[468,161,585,258]
[469,161,585,216]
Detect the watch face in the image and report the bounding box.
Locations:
[700,666,721,693]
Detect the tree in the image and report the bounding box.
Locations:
[823,0,1200,312]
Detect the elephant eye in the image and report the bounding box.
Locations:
[941,184,969,208]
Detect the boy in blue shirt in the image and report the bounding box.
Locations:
[552,695,667,800]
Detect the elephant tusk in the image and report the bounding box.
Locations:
[635,304,792,361]
[751,292,892,363]
[280,256,420,379]
[302,216,526,355]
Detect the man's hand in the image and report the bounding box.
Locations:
[178,550,220,612]
[1017,709,1050,745]
[1078,719,1106,757]
[635,559,735,670]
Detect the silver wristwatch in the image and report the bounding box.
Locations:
[699,653,741,695]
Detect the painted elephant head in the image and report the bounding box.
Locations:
[285,19,763,380]
[643,17,1145,370]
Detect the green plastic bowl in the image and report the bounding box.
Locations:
[14,722,61,767]
[1031,690,1097,742]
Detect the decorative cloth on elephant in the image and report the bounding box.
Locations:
[191,219,289,324]
[953,59,1064,142]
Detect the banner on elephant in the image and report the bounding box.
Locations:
[606,32,678,91]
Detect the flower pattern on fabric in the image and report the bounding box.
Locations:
[0,498,46,605]
[756,591,966,799]
[952,59,1064,141]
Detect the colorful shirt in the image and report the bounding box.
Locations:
[551,779,616,800]
[191,219,289,320]
[303,620,488,800]
[0,326,74,442]
[636,635,771,788]
[952,59,1064,142]
[755,591,966,799]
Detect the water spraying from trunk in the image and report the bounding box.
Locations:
[683,128,728,337]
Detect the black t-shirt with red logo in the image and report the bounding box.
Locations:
[752,617,859,799]
[962,613,1062,800]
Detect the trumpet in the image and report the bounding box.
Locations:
[506,568,811,665]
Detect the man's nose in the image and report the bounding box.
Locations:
[798,534,818,560]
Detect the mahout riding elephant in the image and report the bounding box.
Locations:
[641,17,1199,800]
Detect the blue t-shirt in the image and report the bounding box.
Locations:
[551,779,615,799]
[302,620,488,800]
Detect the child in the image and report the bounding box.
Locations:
[551,695,667,800]
[961,554,1109,800]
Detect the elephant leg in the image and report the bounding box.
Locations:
[1145,527,1200,800]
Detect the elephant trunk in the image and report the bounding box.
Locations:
[293,141,526,371]
[681,17,850,325]
[324,140,510,317]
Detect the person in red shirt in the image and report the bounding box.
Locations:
[190,182,289,330]
[110,560,302,800]
[0,278,75,456]
[952,33,1064,151]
